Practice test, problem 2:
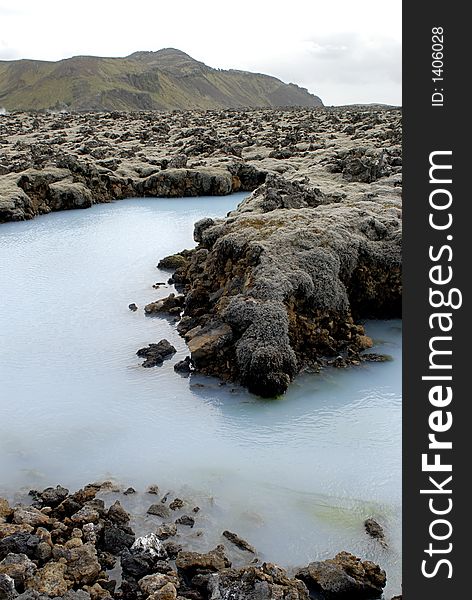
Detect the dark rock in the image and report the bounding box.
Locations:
[169,499,184,511]
[222,531,255,554]
[97,552,116,571]
[328,148,396,183]
[107,501,130,526]
[161,542,181,560]
[295,551,387,599]
[207,563,309,600]
[364,519,387,547]
[128,304,138,312]
[173,357,192,375]
[101,526,135,554]
[0,535,41,561]
[268,148,293,159]
[175,516,194,528]
[121,535,168,581]
[362,353,391,363]
[0,574,17,600]
[36,486,69,508]
[116,578,139,600]
[136,340,176,368]
[119,552,149,580]
[54,497,82,518]
[147,504,171,519]
[97,579,116,595]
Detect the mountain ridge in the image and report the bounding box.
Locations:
[0,48,323,112]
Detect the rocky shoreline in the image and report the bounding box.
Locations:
[0,483,399,600]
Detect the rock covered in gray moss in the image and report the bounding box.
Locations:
[173,174,401,396]
[0,107,400,224]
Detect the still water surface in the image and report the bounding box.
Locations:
[0,196,401,596]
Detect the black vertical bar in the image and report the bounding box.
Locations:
[403,2,467,598]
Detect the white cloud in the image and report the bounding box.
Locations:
[0,0,401,105]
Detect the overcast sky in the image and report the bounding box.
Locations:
[0,0,401,106]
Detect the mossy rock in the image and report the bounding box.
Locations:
[158,254,189,270]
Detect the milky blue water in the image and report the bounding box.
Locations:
[0,196,401,596]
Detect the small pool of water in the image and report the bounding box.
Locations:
[0,196,401,597]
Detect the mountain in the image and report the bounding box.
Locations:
[0,48,323,112]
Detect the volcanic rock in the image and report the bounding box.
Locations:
[295,551,387,599]
[137,340,177,368]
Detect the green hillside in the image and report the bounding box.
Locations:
[0,48,323,111]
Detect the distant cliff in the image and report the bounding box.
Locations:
[0,48,323,111]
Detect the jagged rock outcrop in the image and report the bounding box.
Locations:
[170,174,401,396]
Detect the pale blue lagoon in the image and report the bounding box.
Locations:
[0,195,401,595]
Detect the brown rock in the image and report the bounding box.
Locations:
[151,582,177,600]
[12,507,49,528]
[26,561,69,597]
[85,583,112,600]
[0,524,34,540]
[356,335,374,350]
[147,504,171,519]
[296,551,386,599]
[66,543,101,585]
[107,501,129,525]
[187,325,233,364]
[176,545,230,575]
[0,553,37,588]
[364,518,387,547]
[139,572,179,596]
[0,501,12,521]
[71,506,100,525]
[156,524,177,540]
[222,530,256,554]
